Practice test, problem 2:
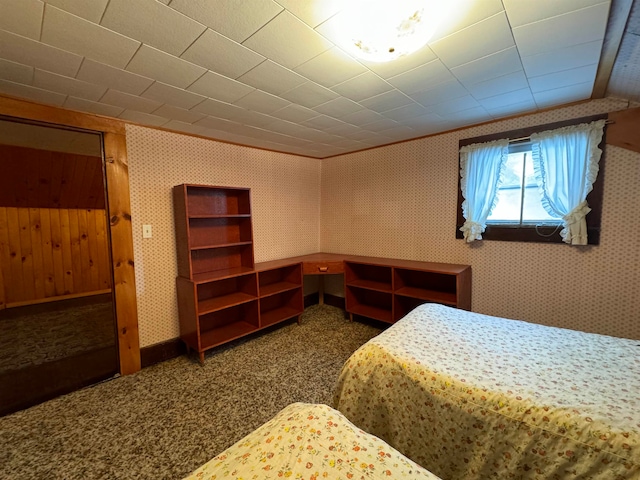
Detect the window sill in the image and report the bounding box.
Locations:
[455,225,600,244]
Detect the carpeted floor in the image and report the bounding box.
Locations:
[0,304,384,480]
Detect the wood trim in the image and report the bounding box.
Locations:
[0,96,140,376]
[608,107,640,154]
[103,133,141,375]
[6,288,112,308]
[592,0,634,98]
[0,95,125,135]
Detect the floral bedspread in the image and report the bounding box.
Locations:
[184,402,440,480]
[333,303,640,479]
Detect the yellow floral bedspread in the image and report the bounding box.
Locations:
[333,303,640,479]
[184,402,440,480]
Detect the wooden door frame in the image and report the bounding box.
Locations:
[0,95,141,375]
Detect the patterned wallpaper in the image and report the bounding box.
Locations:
[126,126,321,347]
[126,97,639,347]
[321,97,640,340]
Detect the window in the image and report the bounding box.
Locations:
[486,142,561,226]
[456,114,607,245]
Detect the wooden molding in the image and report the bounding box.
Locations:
[608,107,640,154]
[103,133,141,375]
[0,95,140,375]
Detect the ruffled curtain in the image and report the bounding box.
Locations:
[459,139,509,242]
[530,119,605,245]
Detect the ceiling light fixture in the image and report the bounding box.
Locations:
[337,0,450,63]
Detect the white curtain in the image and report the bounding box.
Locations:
[459,139,509,242]
[530,119,606,245]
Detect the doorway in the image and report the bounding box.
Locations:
[0,118,118,416]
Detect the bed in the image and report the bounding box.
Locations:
[183,402,441,479]
[333,303,640,479]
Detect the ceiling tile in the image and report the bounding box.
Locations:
[186,71,254,103]
[0,0,43,40]
[181,29,265,79]
[430,12,515,69]
[521,40,603,77]
[236,60,306,96]
[274,0,342,28]
[513,2,609,57]
[410,78,470,107]
[0,58,34,84]
[466,70,529,99]
[529,63,598,93]
[193,115,244,133]
[151,104,206,124]
[170,0,283,43]
[429,95,481,115]
[141,82,206,110]
[259,117,317,138]
[439,105,491,124]
[503,0,606,27]
[193,99,273,128]
[64,96,125,117]
[44,0,109,23]
[42,5,140,69]
[479,88,535,110]
[313,97,363,118]
[242,11,333,69]
[101,0,206,56]
[360,90,413,113]
[294,47,367,88]
[382,103,431,122]
[0,29,82,77]
[341,109,386,127]
[118,109,170,127]
[302,115,344,129]
[361,118,401,132]
[451,46,523,86]
[324,122,362,137]
[331,72,393,102]
[432,0,505,39]
[233,89,290,114]
[100,88,163,114]
[33,69,107,101]
[0,78,67,106]
[161,120,208,136]
[270,103,319,123]
[76,59,154,96]
[126,45,207,89]
[485,98,537,118]
[280,81,338,108]
[386,60,456,95]
[533,81,594,107]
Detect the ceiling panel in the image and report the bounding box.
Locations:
[0,0,634,158]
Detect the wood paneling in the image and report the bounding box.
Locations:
[0,94,140,375]
[0,207,111,305]
[0,145,104,209]
[608,107,640,154]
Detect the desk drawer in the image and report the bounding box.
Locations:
[303,261,344,275]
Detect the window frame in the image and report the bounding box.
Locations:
[456,114,608,244]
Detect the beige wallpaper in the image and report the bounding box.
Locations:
[126,126,321,347]
[321,97,640,340]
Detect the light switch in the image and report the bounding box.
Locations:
[142,224,153,238]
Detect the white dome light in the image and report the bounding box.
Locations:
[337,0,450,63]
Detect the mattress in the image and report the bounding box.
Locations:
[334,303,640,479]
[184,402,441,479]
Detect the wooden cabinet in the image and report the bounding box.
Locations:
[344,257,471,323]
[173,184,303,364]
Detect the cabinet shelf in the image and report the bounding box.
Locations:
[260,306,302,328]
[394,287,457,306]
[189,214,251,219]
[200,321,258,350]
[259,281,300,298]
[346,278,392,292]
[198,292,257,315]
[348,303,393,323]
[190,241,253,251]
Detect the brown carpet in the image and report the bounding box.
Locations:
[0,304,384,480]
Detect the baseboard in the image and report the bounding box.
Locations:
[140,338,186,368]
